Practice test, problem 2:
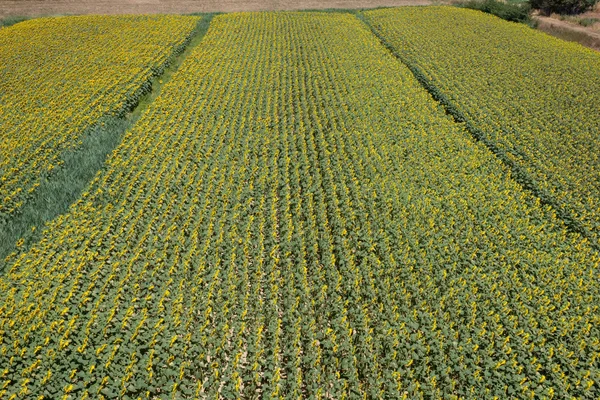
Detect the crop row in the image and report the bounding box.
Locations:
[0,11,598,399]
[0,15,199,220]
[363,6,600,246]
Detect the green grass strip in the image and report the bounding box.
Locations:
[0,14,216,269]
[0,15,28,28]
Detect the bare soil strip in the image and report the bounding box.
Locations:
[0,0,434,18]
[535,15,600,51]
[536,15,600,39]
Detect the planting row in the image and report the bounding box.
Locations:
[0,15,199,220]
[0,11,598,399]
[364,6,600,245]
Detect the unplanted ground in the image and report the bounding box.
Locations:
[0,0,435,18]
[535,14,600,50]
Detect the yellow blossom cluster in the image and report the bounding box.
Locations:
[0,11,598,399]
[364,6,600,244]
[0,15,199,219]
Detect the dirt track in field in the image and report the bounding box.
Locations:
[534,15,600,51]
[0,0,435,18]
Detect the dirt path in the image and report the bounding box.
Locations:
[535,15,600,39]
[0,0,435,18]
[534,15,600,50]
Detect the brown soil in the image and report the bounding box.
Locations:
[534,14,600,51]
[536,15,600,38]
[0,0,436,18]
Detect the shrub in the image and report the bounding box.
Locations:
[577,16,599,25]
[530,0,598,15]
[0,16,28,28]
[458,0,532,23]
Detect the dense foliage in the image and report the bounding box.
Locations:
[1,11,598,399]
[364,6,600,247]
[457,0,531,23]
[530,0,598,15]
[0,15,199,221]
[0,16,28,28]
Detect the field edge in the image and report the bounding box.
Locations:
[0,15,216,271]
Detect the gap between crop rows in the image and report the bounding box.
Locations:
[0,14,216,271]
[354,11,600,252]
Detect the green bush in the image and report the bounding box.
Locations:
[458,0,532,23]
[0,16,27,28]
[530,0,598,14]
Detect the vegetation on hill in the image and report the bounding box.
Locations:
[1,10,599,399]
[0,15,27,28]
[532,0,598,15]
[457,0,532,23]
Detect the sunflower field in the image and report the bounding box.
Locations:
[0,15,199,220]
[0,11,599,399]
[363,6,600,246]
